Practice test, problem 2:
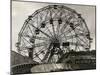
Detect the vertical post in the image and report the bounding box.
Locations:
[28,48,33,59]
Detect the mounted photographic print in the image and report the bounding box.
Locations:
[11,0,96,74]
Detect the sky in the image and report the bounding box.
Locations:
[12,1,96,52]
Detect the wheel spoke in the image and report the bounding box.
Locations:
[59,23,80,37]
[42,43,52,62]
[33,47,47,59]
[56,22,60,35]
[34,42,48,47]
[60,22,69,34]
[46,26,53,37]
[29,23,52,38]
[76,38,89,50]
[28,25,33,34]
[49,9,57,37]
[75,27,84,32]
[77,36,89,47]
[22,33,49,41]
[21,37,27,48]
[51,23,56,36]
[22,37,32,46]
[61,33,86,40]
[34,36,48,41]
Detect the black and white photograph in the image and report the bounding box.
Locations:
[11,0,96,74]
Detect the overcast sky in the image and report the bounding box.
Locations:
[12,1,96,52]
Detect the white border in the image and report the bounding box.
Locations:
[0,0,100,75]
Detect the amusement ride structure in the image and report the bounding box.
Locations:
[16,5,92,64]
[13,5,95,74]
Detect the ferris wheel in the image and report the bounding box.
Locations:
[16,5,92,64]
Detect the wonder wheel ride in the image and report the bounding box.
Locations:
[16,5,92,64]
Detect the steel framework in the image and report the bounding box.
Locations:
[16,5,92,64]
